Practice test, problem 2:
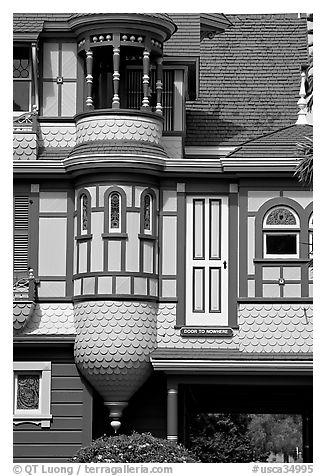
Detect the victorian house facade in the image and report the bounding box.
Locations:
[13,13,313,463]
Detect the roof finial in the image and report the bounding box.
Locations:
[296,69,308,125]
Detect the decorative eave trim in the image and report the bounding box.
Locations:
[14,33,40,41]
[220,157,300,172]
[14,336,75,345]
[150,358,313,373]
[13,157,301,175]
[185,146,235,158]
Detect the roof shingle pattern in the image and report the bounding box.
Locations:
[69,140,168,158]
[227,124,313,158]
[13,133,37,160]
[185,14,308,146]
[13,13,309,149]
[13,303,75,335]
[238,304,313,353]
[74,301,157,402]
[157,303,239,348]
[13,302,35,331]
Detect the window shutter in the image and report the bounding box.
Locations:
[14,196,29,273]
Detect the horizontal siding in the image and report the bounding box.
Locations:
[13,348,92,462]
[52,376,84,390]
[14,444,82,458]
[51,403,84,417]
[52,362,81,377]
[14,431,83,444]
[13,417,83,431]
[52,390,84,403]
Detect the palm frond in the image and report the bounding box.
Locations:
[295,137,313,188]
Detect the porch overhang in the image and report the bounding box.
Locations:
[150,349,313,374]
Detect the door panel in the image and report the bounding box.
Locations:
[186,196,228,325]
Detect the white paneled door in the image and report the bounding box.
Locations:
[186,196,228,325]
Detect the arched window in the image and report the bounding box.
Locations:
[81,194,88,233]
[78,191,91,236]
[143,193,153,234]
[109,192,121,232]
[263,206,300,258]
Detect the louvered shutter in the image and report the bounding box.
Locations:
[13,196,29,273]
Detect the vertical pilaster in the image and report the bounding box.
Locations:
[155,56,163,114]
[112,44,120,109]
[85,49,94,110]
[167,383,178,442]
[142,48,151,109]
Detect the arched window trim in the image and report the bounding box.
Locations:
[140,188,157,236]
[76,188,92,238]
[255,198,305,260]
[263,206,300,229]
[103,186,127,235]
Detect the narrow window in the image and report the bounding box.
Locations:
[13,46,31,112]
[81,193,88,234]
[143,194,152,233]
[109,192,121,232]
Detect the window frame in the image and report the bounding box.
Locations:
[76,189,92,239]
[13,44,32,114]
[103,186,127,236]
[13,362,52,428]
[262,206,300,259]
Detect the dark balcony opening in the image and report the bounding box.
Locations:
[82,45,174,131]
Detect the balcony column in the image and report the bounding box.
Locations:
[85,49,94,110]
[155,56,163,114]
[142,48,151,110]
[167,381,178,443]
[112,35,121,109]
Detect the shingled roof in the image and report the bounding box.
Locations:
[13,13,309,149]
[226,124,313,159]
[185,14,309,147]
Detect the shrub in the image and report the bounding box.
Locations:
[70,432,199,463]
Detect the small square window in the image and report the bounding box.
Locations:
[13,362,52,427]
[264,233,298,258]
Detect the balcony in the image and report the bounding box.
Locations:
[13,269,37,332]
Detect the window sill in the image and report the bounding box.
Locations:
[13,414,52,428]
[254,258,310,263]
[138,234,158,240]
[102,233,128,239]
[237,297,313,303]
[75,234,93,241]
